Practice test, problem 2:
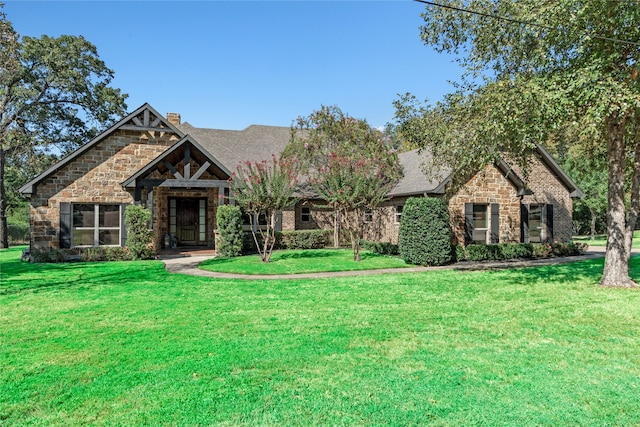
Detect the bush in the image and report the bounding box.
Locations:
[362,240,399,256]
[7,222,29,244]
[124,205,155,260]
[278,230,331,250]
[399,197,452,266]
[216,205,244,257]
[457,242,580,262]
[30,248,66,263]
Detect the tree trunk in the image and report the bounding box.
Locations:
[589,206,597,240]
[0,147,9,249]
[333,208,340,248]
[600,115,637,287]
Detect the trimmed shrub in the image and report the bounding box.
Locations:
[125,205,155,260]
[30,248,66,263]
[362,240,399,256]
[399,197,452,266]
[216,205,244,257]
[279,230,331,250]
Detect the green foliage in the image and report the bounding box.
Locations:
[2,247,640,425]
[124,205,155,260]
[7,221,28,244]
[232,156,298,263]
[277,230,331,250]
[399,197,452,266]
[0,8,128,248]
[215,205,243,257]
[456,242,585,262]
[286,106,402,260]
[401,0,640,286]
[361,240,399,256]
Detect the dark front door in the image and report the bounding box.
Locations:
[170,198,207,246]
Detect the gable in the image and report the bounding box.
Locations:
[18,103,184,195]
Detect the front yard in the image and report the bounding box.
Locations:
[1,247,640,426]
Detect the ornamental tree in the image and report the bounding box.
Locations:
[231,155,298,263]
[285,106,402,256]
[397,0,640,287]
[0,7,128,248]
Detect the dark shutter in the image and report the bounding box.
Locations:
[546,203,554,242]
[521,204,529,243]
[121,204,128,246]
[464,203,473,245]
[490,203,500,244]
[60,202,72,249]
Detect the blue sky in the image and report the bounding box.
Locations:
[5,1,462,130]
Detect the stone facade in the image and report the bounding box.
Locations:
[448,164,522,245]
[29,129,177,249]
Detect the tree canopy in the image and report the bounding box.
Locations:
[0,5,128,247]
[396,0,639,287]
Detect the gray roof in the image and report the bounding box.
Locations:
[389,149,451,197]
[178,122,293,171]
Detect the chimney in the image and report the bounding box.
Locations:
[166,112,181,126]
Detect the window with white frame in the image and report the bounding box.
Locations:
[364,209,373,223]
[472,204,490,244]
[394,205,403,224]
[300,206,311,223]
[72,204,121,247]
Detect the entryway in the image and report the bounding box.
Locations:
[169,197,207,246]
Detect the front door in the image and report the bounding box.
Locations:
[169,198,207,246]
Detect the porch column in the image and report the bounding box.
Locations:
[218,186,225,206]
[228,187,235,206]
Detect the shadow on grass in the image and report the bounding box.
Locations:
[1,258,166,296]
[498,256,640,287]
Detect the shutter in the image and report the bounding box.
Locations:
[464,203,473,245]
[60,202,72,249]
[121,204,128,246]
[490,203,500,244]
[546,203,554,242]
[521,204,529,243]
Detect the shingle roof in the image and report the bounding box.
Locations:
[389,149,451,197]
[178,122,293,171]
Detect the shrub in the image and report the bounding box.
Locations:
[279,230,331,250]
[30,248,67,263]
[399,197,452,266]
[216,205,244,257]
[7,222,29,244]
[362,240,399,256]
[124,205,155,260]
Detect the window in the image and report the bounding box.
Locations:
[364,209,373,223]
[300,206,311,223]
[528,204,543,243]
[394,205,403,224]
[472,204,489,244]
[72,204,121,247]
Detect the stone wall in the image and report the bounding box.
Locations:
[448,164,522,245]
[29,129,177,248]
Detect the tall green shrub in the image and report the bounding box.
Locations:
[216,205,243,257]
[124,205,155,260]
[399,197,452,266]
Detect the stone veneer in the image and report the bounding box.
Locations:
[29,129,178,248]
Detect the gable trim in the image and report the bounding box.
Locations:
[18,103,184,195]
[121,134,232,189]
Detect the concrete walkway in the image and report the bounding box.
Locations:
[161,247,622,280]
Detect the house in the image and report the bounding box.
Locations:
[18,103,582,252]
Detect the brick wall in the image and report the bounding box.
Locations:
[29,130,178,248]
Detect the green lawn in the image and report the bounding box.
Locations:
[574,230,640,249]
[2,246,640,426]
[199,249,409,275]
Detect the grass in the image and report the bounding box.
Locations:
[199,248,409,275]
[2,246,640,426]
[574,230,640,249]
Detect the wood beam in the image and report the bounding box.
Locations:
[163,159,183,180]
[120,125,177,133]
[191,161,211,180]
[184,145,191,180]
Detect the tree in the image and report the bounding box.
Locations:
[0,6,128,248]
[285,106,402,258]
[397,0,639,287]
[231,155,298,263]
